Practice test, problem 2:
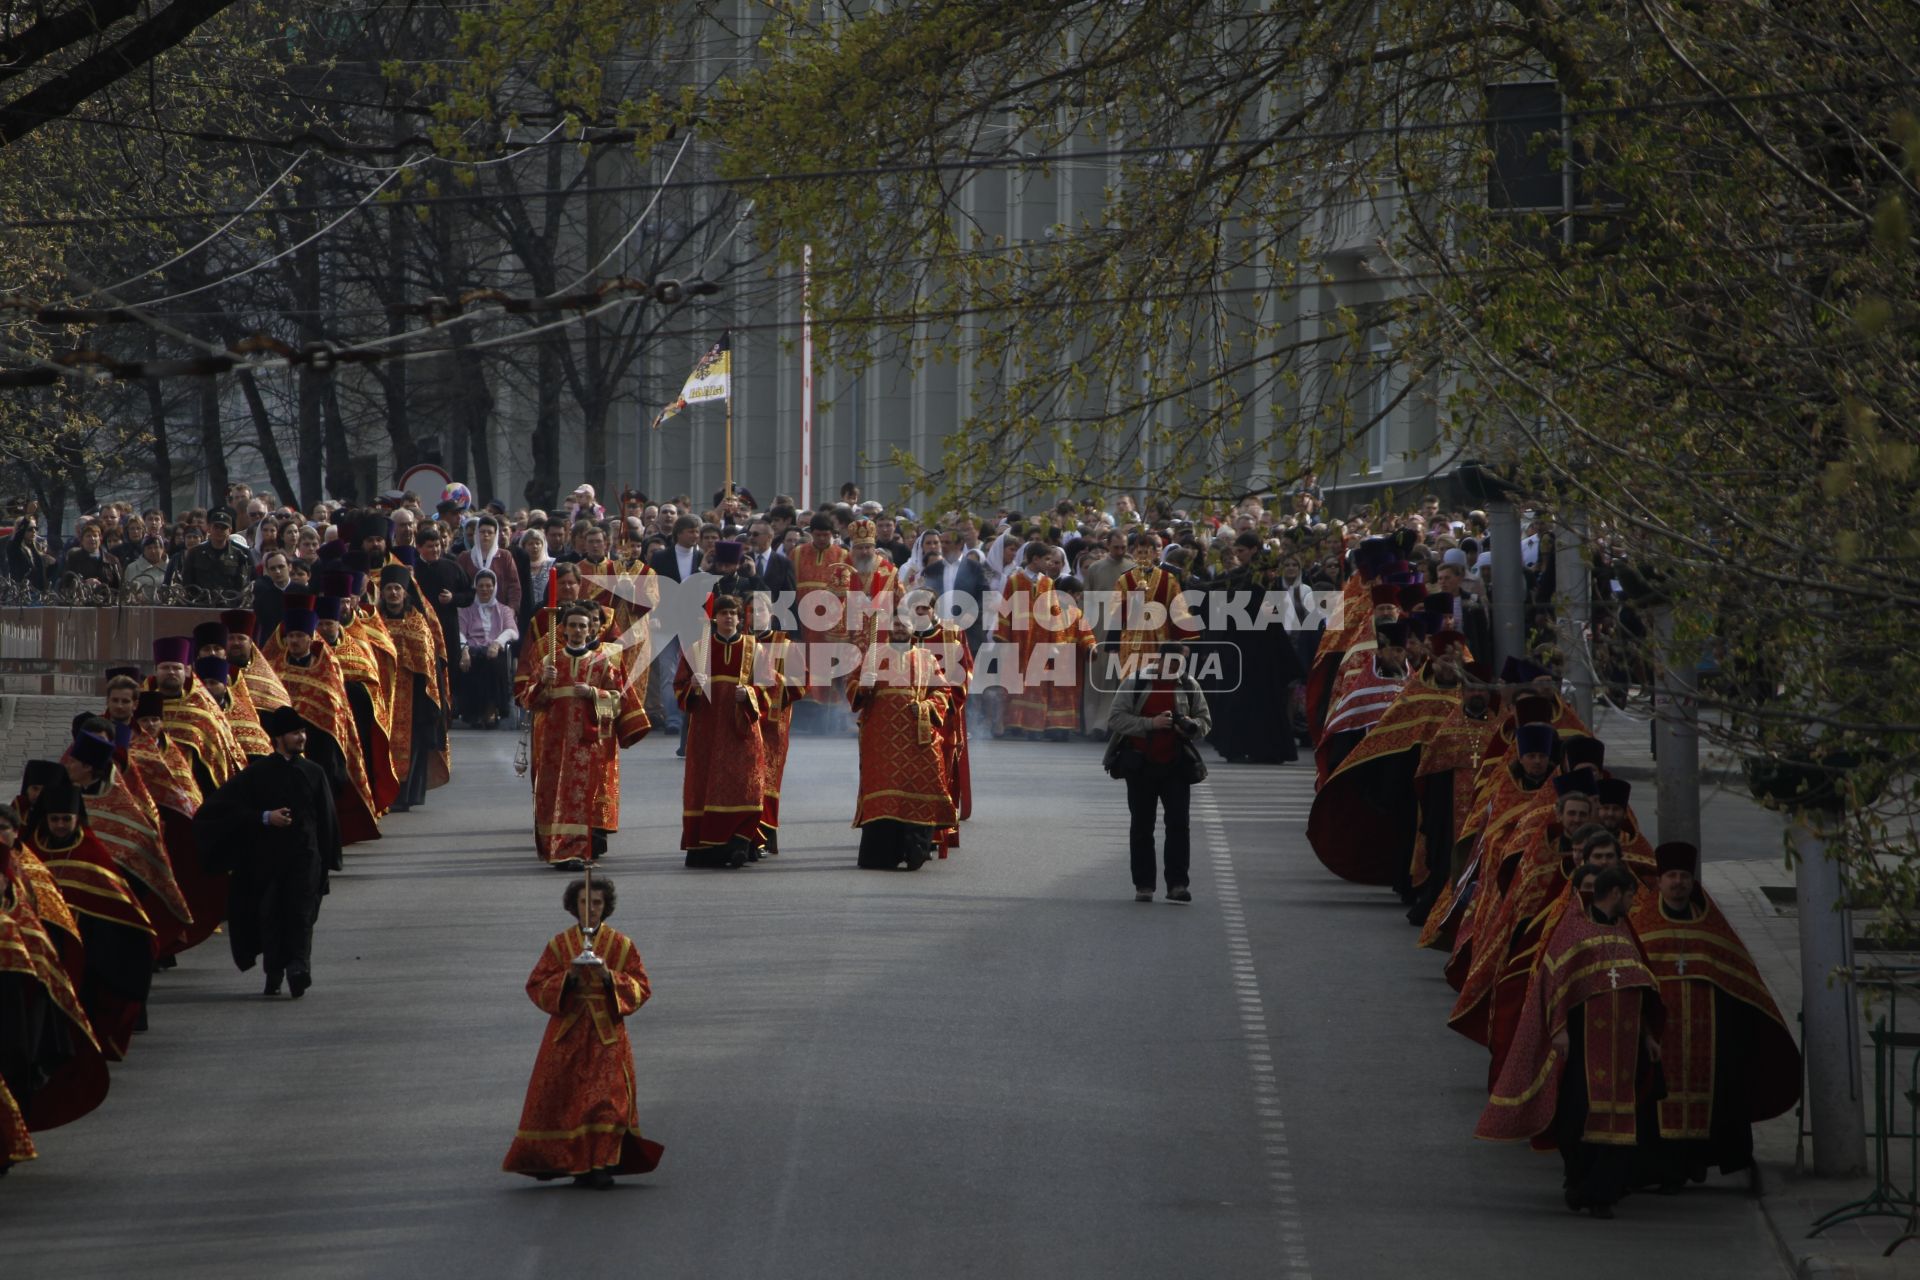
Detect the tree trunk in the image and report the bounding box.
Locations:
[294,232,324,509]
[198,374,229,502]
[322,379,356,502]
[144,333,174,517]
[234,369,298,508]
[455,339,495,501]
[528,332,563,509]
[28,462,67,544]
[295,366,324,510]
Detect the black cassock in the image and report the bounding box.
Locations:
[194,751,337,981]
[1204,570,1306,764]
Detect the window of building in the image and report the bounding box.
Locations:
[1365,335,1393,474]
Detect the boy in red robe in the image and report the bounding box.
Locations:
[676,596,770,868]
[503,875,663,1188]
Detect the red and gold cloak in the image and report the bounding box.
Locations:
[220,676,273,758]
[791,541,853,701]
[77,762,191,956]
[266,638,381,846]
[235,651,291,712]
[332,617,401,815]
[1112,564,1192,667]
[148,677,244,791]
[124,728,212,954]
[0,893,107,1132]
[754,631,804,841]
[851,642,957,830]
[676,631,769,850]
[375,604,452,793]
[502,925,664,1180]
[1627,891,1801,1136]
[28,825,155,1060]
[1306,674,1460,884]
[529,642,647,864]
[1476,906,1663,1149]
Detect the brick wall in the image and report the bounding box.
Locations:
[0,694,102,791]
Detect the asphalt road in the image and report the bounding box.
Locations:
[3,721,1791,1279]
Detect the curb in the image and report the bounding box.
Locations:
[1754,1163,1919,1278]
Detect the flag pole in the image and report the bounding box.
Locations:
[801,243,813,511]
[724,395,734,511]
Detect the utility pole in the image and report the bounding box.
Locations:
[1651,604,1701,852]
[1556,509,1594,725]
[1488,499,1526,671]
[1791,815,1868,1176]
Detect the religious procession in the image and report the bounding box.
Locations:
[7,1,1912,1270]
[1302,531,1803,1221]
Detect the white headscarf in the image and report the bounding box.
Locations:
[983,531,1021,594]
[900,529,941,591]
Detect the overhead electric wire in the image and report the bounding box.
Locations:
[92,150,311,291]
[0,233,1815,393]
[8,71,1916,231]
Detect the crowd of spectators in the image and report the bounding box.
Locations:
[4,472,1641,712]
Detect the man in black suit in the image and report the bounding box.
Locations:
[650,514,702,583]
[193,706,340,999]
[919,529,990,653]
[746,518,796,619]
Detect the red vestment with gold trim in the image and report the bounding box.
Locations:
[0,890,107,1132]
[1627,892,1800,1139]
[792,542,853,702]
[502,926,664,1179]
[125,729,208,953]
[851,643,957,829]
[1477,905,1662,1149]
[677,630,769,850]
[530,642,647,863]
[28,826,154,1061]
[267,639,382,846]
[755,632,803,841]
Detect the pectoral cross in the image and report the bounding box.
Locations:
[1676,957,1688,975]
[1608,965,1621,989]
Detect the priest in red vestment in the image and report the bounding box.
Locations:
[1,802,111,1133]
[790,513,853,710]
[851,613,958,870]
[266,598,381,850]
[1314,619,1411,785]
[502,875,664,1188]
[1478,865,1664,1218]
[124,689,207,955]
[529,605,649,868]
[62,726,192,960]
[1628,842,1801,1188]
[677,596,769,868]
[754,627,803,855]
[23,778,155,1061]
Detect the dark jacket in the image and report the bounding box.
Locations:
[59,547,121,593]
[650,542,703,583]
[6,523,51,588]
[193,750,337,972]
[922,556,989,652]
[413,556,473,658]
[177,539,252,598]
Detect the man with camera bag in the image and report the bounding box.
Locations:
[1105,640,1211,903]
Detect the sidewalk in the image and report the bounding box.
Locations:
[1708,857,1920,1277]
[1574,696,1918,1272]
